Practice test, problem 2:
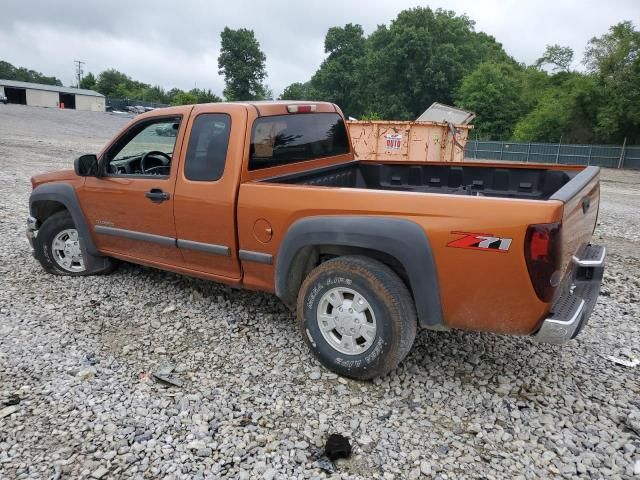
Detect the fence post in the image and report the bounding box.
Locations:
[474,132,478,160]
[618,137,627,169]
[587,145,592,166]
[499,141,504,161]
[555,135,562,164]
[526,142,531,163]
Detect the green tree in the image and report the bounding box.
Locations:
[535,44,574,72]
[0,60,62,85]
[456,62,530,139]
[217,27,267,100]
[170,88,221,105]
[308,23,367,116]
[513,74,600,143]
[363,8,512,119]
[79,72,97,90]
[584,21,640,143]
[190,88,222,103]
[171,91,198,105]
[279,82,314,100]
[96,69,133,97]
[145,85,168,103]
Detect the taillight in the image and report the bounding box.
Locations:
[524,223,562,303]
[287,104,317,113]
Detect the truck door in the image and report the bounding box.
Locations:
[79,114,188,266]
[172,104,245,280]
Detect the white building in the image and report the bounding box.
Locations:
[0,79,105,112]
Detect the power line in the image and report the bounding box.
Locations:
[74,60,85,87]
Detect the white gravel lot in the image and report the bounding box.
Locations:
[0,104,639,479]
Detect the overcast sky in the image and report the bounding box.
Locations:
[1,0,638,97]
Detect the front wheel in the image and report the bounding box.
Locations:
[34,211,114,276]
[297,255,417,380]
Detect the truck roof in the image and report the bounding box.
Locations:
[219,100,340,116]
[136,100,341,119]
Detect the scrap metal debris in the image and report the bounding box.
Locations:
[315,456,337,474]
[605,352,639,368]
[152,361,184,387]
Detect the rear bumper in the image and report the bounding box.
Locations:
[532,244,606,344]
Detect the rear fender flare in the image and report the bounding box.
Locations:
[275,216,444,329]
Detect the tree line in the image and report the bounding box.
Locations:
[2,8,637,144]
[280,9,639,145]
[0,61,63,86]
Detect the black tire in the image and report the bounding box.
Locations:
[34,211,115,276]
[297,255,417,380]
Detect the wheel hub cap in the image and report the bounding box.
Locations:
[51,229,85,272]
[316,287,377,356]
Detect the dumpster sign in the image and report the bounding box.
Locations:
[385,133,402,151]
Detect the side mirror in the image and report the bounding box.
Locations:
[74,154,99,177]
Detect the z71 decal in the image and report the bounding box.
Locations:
[447,231,512,253]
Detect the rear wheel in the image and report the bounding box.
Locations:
[297,255,417,380]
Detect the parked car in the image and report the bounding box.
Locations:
[155,123,178,137]
[125,105,146,115]
[0,93,8,104]
[26,101,606,379]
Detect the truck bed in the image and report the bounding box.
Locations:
[262,160,580,200]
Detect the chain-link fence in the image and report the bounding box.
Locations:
[464,140,640,169]
[106,97,170,111]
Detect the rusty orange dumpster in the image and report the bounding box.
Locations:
[346,120,472,162]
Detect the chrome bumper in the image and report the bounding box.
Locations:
[26,215,39,249]
[533,244,606,344]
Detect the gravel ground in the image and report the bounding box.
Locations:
[0,104,639,479]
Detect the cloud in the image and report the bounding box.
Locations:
[1,0,638,96]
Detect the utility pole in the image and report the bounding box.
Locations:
[74,60,85,87]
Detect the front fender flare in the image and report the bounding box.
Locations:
[275,216,444,329]
[29,182,98,255]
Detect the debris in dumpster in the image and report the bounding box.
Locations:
[325,433,352,461]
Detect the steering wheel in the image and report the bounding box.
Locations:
[141,151,171,174]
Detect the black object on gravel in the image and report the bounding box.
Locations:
[325,434,351,461]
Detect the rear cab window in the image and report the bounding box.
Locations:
[249,113,349,170]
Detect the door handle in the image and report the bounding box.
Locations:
[145,188,170,203]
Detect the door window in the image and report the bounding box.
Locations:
[104,117,181,176]
[184,114,231,181]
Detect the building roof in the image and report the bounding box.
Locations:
[416,102,475,125]
[0,79,104,98]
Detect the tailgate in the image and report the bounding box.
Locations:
[551,166,600,274]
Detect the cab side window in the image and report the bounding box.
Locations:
[104,117,181,176]
[184,114,231,181]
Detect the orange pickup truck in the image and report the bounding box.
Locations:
[27,101,606,379]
